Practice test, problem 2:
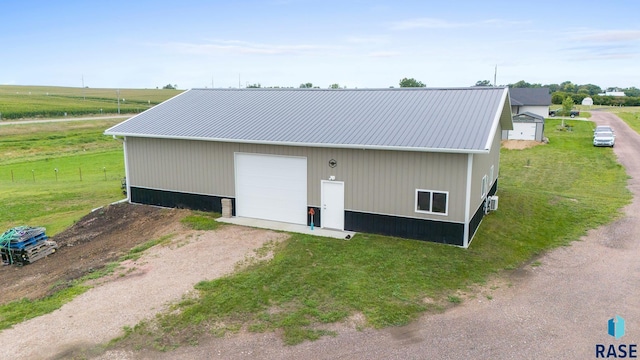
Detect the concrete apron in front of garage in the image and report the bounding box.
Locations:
[216,217,356,240]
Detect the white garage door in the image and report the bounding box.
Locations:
[235,153,307,225]
[508,122,537,141]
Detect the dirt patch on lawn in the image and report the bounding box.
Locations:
[0,202,288,360]
[501,139,545,150]
[0,202,188,305]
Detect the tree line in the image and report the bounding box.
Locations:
[244,78,428,89]
[196,77,640,106]
[502,80,640,106]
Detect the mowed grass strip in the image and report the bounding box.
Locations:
[0,285,90,331]
[0,119,124,165]
[617,112,640,134]
[120,119,630,348]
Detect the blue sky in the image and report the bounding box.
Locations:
[2,0,639,89]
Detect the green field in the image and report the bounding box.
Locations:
[572,105,640,132]
[617,112,640,133]
[0,85,181,120]
[0,119,126,234]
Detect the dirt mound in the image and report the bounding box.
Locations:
[0,202,187,304]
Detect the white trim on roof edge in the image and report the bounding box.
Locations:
[105,132,492,154]
[483,87,510,151]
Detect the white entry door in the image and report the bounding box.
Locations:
[235,153,307,225]
[321,180,344,230]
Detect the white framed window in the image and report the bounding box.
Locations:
[481,175,488,198]
[415,189,448,215]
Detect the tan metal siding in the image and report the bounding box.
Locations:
[470,125,502,208]
[126,137,237,196]
[126,137,469,222]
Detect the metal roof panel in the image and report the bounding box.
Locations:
[105,87,510,153]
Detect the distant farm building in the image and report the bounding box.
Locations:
[502,88,550,142]
[598,91,626,97]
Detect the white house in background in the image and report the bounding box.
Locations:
[105,87,513,248]
[508,88,551,119]
[598,91,626,97]
[502,88,551,142]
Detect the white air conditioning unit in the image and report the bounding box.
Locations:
[488,196,499,211]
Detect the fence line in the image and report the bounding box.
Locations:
[2,167,124,184]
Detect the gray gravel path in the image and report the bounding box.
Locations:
[0,115,130,126]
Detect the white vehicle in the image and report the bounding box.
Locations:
[593,131,615,147]
[594,125,614,135]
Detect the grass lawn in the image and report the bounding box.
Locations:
[616,112,640,134]
[120,119,631,348]
[573,105,640,133]
[0,120,126,235]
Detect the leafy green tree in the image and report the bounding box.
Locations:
[511,80,532,88]
[547,83,561,93]
[561,96,574,116]
[551,92,565,105]
[593,95,611,106]
[581,84,603,96]
[399,78,426,87]
[329,83,342,89]
[474,80,492,87]
[163,84,177,90]
[623,87,640,97]
[299,83,313,88]
[560,81,576,93]
[246,83,261,88]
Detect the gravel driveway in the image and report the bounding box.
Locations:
[0,226,288,360]
[132,111,640,360]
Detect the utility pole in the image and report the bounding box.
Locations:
[493,65,497,87]
[82,75,85,100]
[238,73,241,88]
[117,89,120,114]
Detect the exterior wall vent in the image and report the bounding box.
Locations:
[488,196,499,211]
